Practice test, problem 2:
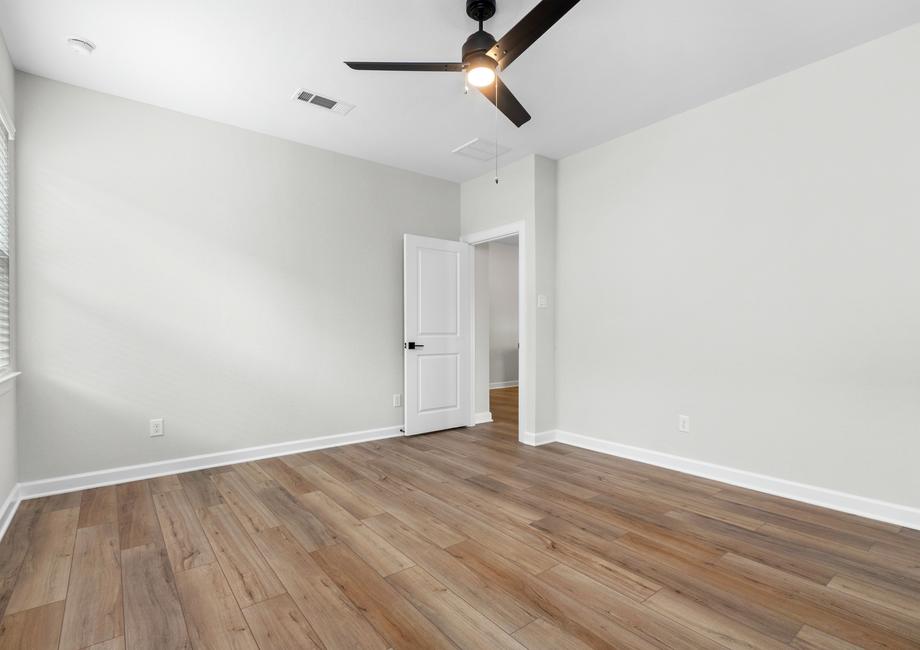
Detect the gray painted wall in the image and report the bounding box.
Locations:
[474,244,490,416]
[10,22,919,518]
[0,34,12,114]
[488,241,518,385]
[533,156,557,433]
[461,155,556,435]
[556,25,920,507]
[15,73,459,481]
[473,240,519,418]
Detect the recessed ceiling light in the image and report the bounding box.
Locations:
[67,38,96,55]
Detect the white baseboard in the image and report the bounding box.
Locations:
[519,431,556,447]
[474,412,493,425]
[552,430,920,531]
[10,422,916,534]
[0,483,21,544]
[17,425,404,500]
[490,381,519,389]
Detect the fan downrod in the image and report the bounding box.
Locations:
[466,0,496,22]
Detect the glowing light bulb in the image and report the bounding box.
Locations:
[467,65,496,88]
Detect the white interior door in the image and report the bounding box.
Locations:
[404,234,473,436]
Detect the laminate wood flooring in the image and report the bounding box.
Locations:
[1,386,918,649]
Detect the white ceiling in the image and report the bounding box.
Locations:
[2,1,919,182]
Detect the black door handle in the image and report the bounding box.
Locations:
[405,342,425,350]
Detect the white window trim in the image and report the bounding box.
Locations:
[0,96,15,141]
[0,94,15,382]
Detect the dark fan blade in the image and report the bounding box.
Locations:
[477,78,531,128]
[345,62,464,72]
[487,0,581,70]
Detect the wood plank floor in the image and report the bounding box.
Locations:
[1,386,919,649]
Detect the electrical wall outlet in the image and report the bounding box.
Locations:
[392,394,402,408]
[537,294,549,308]
[149,418,164,437]
[678,414,690,433]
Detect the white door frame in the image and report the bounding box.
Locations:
[461,221,526,438]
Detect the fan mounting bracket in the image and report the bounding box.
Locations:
[466,0,496,22]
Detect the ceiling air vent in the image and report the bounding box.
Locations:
[452,138,510,161]
[292,89,355,116]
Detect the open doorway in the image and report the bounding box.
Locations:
[472,234,520,437]
[402,224,524,439]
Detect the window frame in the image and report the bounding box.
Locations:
[0,96,16,381]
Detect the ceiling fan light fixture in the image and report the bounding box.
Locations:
[343,0,583,127]
[465,53,496,88]
[467,64,495,88]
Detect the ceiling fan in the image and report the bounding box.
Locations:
[345,0,582,128]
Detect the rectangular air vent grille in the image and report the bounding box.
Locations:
[292,89,355,116]
[309,95,337,110]
[452,138,511,161]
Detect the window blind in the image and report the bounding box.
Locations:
[0,123,10,371]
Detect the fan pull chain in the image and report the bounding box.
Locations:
[494,73,500,184]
